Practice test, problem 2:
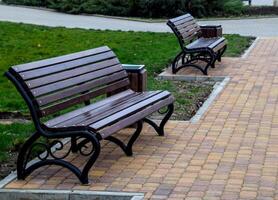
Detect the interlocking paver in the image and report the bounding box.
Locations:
[3,38,278,199]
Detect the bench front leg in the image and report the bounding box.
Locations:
[17,130,100,185]
[144,103,174,136]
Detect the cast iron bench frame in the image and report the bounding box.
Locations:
[167,13,227,75]
[5,46,174,184]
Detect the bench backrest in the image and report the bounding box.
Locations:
[5,46,130,119]
[167,14,201,49]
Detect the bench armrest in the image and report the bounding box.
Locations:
[200,25,223,38]
[200,25,222,29]
[122,64,147,92]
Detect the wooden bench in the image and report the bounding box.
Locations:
[5,46,174,184]
[167,14,227,75]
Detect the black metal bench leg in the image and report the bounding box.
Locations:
[172,51,184,74]
[71,137,78,153]
[218,45,227,62]
[80,134,100,184]
[143,103,174,136]
[17,132,40,180]
[203,52,215,75]
[105,121,143,156]
[17,130,101,185]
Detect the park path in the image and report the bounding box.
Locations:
[0,4,278,36]
[3,37,278,199]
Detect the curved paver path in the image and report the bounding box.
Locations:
[0,4,278,36]
[3,38,278,199]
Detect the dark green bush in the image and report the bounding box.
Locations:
[3,0,247,18]
[222,0,245,15]
[243,6,278,15]
[2,0,47,6]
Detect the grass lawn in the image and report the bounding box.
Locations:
[0,21,253,167]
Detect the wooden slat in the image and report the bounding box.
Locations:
[32,64,124,97]
[179,23,199,36]
[45,89,135,127]
[90,91,171,130]
[74,91,161,126]
[169,13,192,23]
[37,70,128,106]
[40,78,130,116]
[212,40,227,52]
[27,58,120,89]
[209,37,226,49]
[175,19,196,30]
[181,27,200,41]
[20,51,116,80]
[12,46,111,72]
[171,15,194,26]
[98,96,174,138]
[53,92,142,127]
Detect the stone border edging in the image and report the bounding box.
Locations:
[158,73,230,123]
[241,37,260,58]
[0,189,144,200]
[190,77,230,123]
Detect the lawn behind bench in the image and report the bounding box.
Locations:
[0,21,253,113]
[0,22,253,169]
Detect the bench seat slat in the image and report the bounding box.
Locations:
[90,91,171,130]
[74,91,161,126]
[52,92,143,127]
[45,89,135,127]
[186,37,226,51]
[98,96,174,138]
[12,46,111,73]
[47,91,162,128]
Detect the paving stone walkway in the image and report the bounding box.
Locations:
[4,37,278,199]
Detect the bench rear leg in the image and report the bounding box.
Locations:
[217,45,227,62]
[105,120,143,156]
[144,103,174,136]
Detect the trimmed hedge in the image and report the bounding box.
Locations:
[3,0,247,18]
[243,6,278,16]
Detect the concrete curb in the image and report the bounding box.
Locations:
[241,37,260,58]
[158,72,230,123]
[0,189,144,200]
[190,77,230,123]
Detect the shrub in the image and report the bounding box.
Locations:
[243,6,278,16]
[3,0,248,18]
[222,0,245,15]
[2,0,47,6]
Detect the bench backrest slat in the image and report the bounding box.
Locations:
[167,14,201,48]
[8,46,130,117]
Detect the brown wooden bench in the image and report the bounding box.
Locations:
[167,13,227,75]
[5,46,174,184]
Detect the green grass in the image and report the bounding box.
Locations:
[0,21,253,165]
[0,21,253,113]
[0,123,34,161]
